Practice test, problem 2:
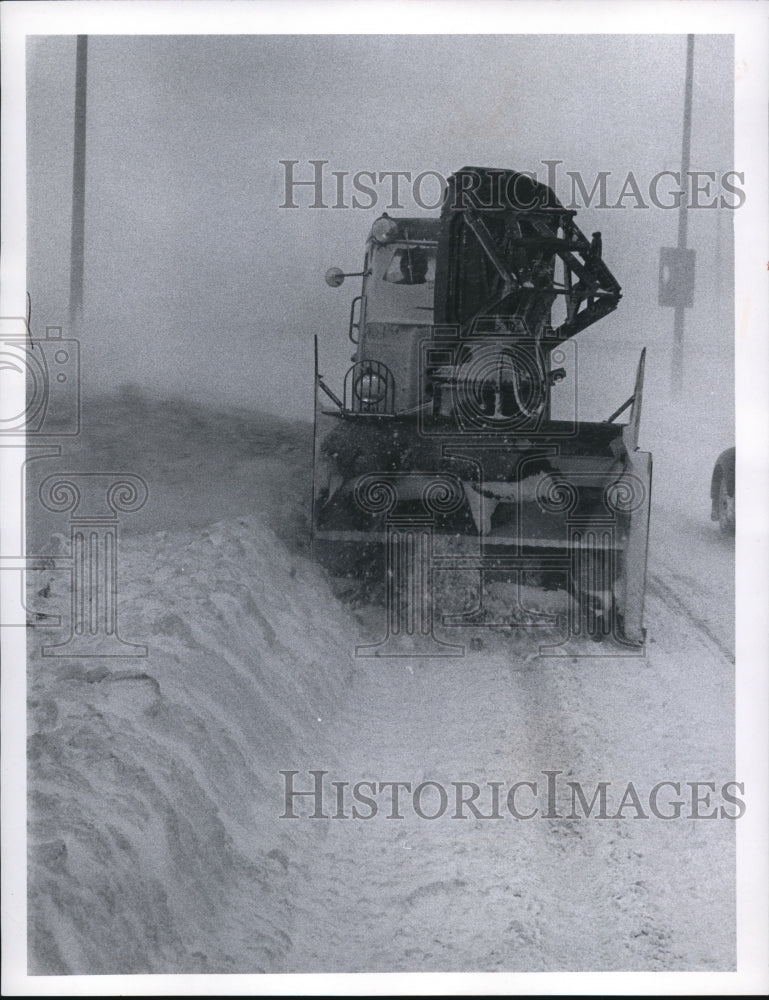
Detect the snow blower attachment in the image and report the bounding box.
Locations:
[312,167,652,651]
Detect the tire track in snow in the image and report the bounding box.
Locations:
[647,572,734,664]
[281,632,691,971]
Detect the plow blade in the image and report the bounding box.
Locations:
[312,354,652,648]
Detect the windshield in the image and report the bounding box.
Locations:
[383,246,436,285]
[364,242,436,324]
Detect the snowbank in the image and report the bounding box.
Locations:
[28,485,353,972]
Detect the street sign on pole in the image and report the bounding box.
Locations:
[659,246,696,308]
[666,33,695,396]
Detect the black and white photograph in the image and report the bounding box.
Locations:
[1,1,767,994]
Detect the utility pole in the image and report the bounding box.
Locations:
[69,35,87,335]
[671,34,694,396]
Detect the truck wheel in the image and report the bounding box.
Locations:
[717,475,735,534]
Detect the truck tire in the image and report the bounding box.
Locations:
[717,473,735,534]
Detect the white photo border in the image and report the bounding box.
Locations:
[2,1,767,995]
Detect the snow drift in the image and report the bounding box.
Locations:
[26,392,355,973]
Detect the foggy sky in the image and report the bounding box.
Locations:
[27,33,734,425]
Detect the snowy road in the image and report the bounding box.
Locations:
[26,394,736,973]
[279,516,735,971]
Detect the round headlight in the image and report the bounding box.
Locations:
[354,371,386,404]
[370,215,399,245]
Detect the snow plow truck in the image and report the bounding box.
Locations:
[312,166,651,646]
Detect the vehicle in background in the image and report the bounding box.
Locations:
[710,447,735,534]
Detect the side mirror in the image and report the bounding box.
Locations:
[325,267,346,288]
[325,267,367,288]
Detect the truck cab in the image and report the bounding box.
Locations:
[341,215,440,414]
